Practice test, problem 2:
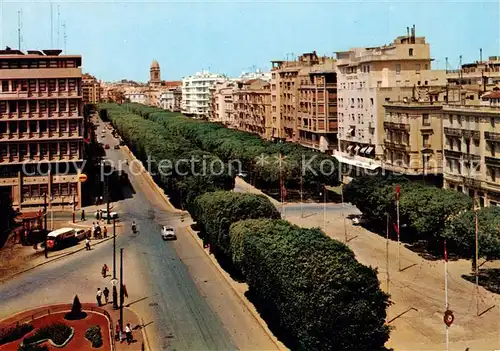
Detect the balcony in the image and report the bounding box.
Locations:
[485,156,500,168]
[484,131,500,142]
[384,121,410,131]
[444,149,462,159]
[462,176,482,188]
[444,127,462,137]
[463,130,480,139]
[384,140,410,151]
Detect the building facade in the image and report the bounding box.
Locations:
[181,71,226,118]
[159,86,182,112]
[442,95,500,207]
[335,26,446,170]
[233,79,272,139]
[82,73,101,104]
[149,60,161,88]
[0,48,84,210]
[210,81,236,126]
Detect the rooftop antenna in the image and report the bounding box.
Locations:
[57,4,60,48]
[17,10,21,50]
[50,2,53,47]
[63,22,67,53]
[480,48,482,63]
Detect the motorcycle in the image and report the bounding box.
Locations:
[132,224,137,234]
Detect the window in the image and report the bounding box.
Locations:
[396,64,401,74]
[422,113,430,126]
[2,81,8,92]
[370,98,374,106]
[409,48,414,56]
[423,134,430,147]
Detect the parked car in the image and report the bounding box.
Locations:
[351,215,368,226]
[95,209,118,219]
[75,229,90,241]
[114,145,120,150]
[104,144,110,149]
[161,226,176,240]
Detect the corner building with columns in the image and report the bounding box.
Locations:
[0,48,84,211]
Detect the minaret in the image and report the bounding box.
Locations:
[150,60,161,86]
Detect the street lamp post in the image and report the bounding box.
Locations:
[112,218,118,310]
[106,175,111,225]
[119,248,124,331]
[72,192,76,223]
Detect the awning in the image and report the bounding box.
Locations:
[347,128,354,134]
[366,147,374,154]
[360,147,367,153]
[346,145,354,152]
[354,145,360,153]
[333,154,381,171]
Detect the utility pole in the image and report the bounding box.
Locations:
[17,11,21,50]
[341,184,348,243]
[119,248,124,331]
[43,193,48,230]
[112,218,118,310]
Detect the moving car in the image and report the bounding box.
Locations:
[114,145,120,150]
[75,228,90,240]
[161,226,176,240]
[95,209,118,219]
[104,144,110,149]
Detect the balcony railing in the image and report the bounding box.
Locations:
[384,121,410,131]
[384,141,409,151]
[484,131,500,142]
[463,130,480,139]
[444,149,462,159]
[485,156,500,168]
[444,127,462,137]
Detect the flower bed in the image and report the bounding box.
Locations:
[0,324,34,346]
[21,323,74,348]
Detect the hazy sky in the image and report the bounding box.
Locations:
[1,0,498,82]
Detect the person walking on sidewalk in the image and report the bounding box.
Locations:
[125,323,133,344]
[115,321,121,342]
[96,288,102,306]
[85,238,91,250]
[81,209,86,221]
[103,226,108,238]
[103,287,110,304]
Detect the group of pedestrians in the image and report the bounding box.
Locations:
[115,320,134,345]
[95,287,110,306]
[92,222,108,239]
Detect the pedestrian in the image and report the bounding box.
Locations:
[125,323,133,344]
[103,226,108,238]
[103,287,110,304]
[96,211,100,221]
[115,321,121,341]
[81,209,86,221]
[85,238,91,250]
[96,288,102,306]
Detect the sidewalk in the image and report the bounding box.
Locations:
[101,304,147,351]
[0,222,124,284]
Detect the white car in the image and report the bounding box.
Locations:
[161,226,176,240]
[237,172,248,178]
[95,209,118,219]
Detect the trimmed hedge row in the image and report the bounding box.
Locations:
[193,191,281,270]
[84,325,103,348]
[122,103,340,196]
[230,219,390,350]
[99,104,234,211]
[23,323,72,346]
[0,324,34,345]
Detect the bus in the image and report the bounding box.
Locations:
[46,228,77,250]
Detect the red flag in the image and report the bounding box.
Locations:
[395,184,401,201]
[444,240,448,262]
[392,222,400,239]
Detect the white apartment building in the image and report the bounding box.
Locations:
[124,88,146,104]
[181,71,226,118]
[335,26,446,171]
[239,69,271,82]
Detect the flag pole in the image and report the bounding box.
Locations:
[444,239,449,351]
[396,184,401,271]
[386,213,390,293]
[474,193,479,316]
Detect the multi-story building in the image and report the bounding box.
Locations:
[210,81,236,126]
[442,90,500,207]
[181,71,226,118]
[149,60,161,88]
[446,56,500,89]
[270,52,337,144]
[82,73,101,104]
[233,79,272,139]
[297,64,338,154]
[0,48,84,210]
[159,86,182,112]
[124,89,146,104]
[335,26,446,170]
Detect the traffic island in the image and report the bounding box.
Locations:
[0,304,112,351]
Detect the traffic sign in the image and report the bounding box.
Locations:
[78,174,88,183]
[443,310,454,327]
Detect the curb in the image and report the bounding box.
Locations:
[129,307,152,351]
[0,236,114,285]
[123,146,186,215]
[185,226,286,351]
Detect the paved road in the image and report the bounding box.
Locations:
[0,120,237,351]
